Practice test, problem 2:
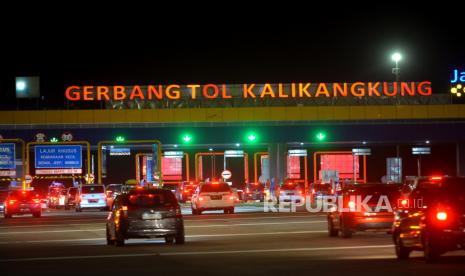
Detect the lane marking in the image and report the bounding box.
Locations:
[0,230,326,244]
[0,221,325,234]
[0,245,394,262]
[0,215,323,229]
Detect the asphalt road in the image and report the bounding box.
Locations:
[0,208,464,276]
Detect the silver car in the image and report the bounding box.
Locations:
[106,189,185,246]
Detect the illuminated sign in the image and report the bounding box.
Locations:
[224,150,244,157]
[412,147,431,155]
[65,82,432,101]
[352,148,371,156]
[451,69,465,83]
[0,143,15,170]
[109,148,131,156]
[34,145,82,169]
[163,151,184,158]
[288,149,307,157]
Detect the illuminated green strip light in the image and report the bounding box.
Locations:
[115,136,125,142]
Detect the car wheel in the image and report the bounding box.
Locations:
[395,234,411,259]
[106,227,115,246]
[340,219,352,238]
[327,217,338,237]
[423,233,441,263]
[115,230,125,247]
[165,236,174,244]
[175,232,185,244]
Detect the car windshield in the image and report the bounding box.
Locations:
[10,191,37,199]
[200,183,230,193]
[81,186,104,194]
[107,185,122,192]
[417,178,465,199]
[124,191,177,207]
[345,184,402,204]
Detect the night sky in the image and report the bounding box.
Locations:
[4,5,464,109]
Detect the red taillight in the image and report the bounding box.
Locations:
[312,189,315,194]
[431,176,442,180]
[436,211,447,221]
[229,196,234,200]
[199,197,204,201]
[298,190,303,195]
[8,199,17,205]
[183,190,189,193]
[33,198,41,204]
[330,188,334,194]
[348,201,356,209]
[400,199,408,206]
[122,206,128,211]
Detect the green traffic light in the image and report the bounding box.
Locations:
[247,133,257,142]
[316,132,326,141]
[50,137,59,143]
[115,136,125,142]
[182,134,192,143]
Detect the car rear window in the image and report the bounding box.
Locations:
[10,191,36,199]
[125,191,177,207]
[81,186,104,194]
[200,183,231,193]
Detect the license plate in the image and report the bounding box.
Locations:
[142,213,162,220]
[88,199,98,203]
[210,195,222,200]
[20,208,30,212]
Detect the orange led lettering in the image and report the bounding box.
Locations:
[260,84,276,98]
[113,86,127,100]
[148,85,163,100]
[97,86,110,101]
[221,84,232,99]
[315,83,330,97]
[333,83,347,97]
[299,83,311,97]
[417,81,432,96]
[83,86,94,100]
[277,83,289,98]
[351,82,365,97]
[203,84,219,99]
[166,85,180,99]
[65,86,81,101]
[368,82,381,96]
[401,82,415,96]
[243,84,256,98]
[187,84,200,99]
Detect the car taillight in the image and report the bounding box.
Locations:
[199,197,204,201]
[298,190,303,195]
[122,206,128,211]
[400,199,408,207]
[33,198,41,204]
[312,189,315,194]
[436,211,447,221]
[184,190,189,193]
[8,199,17,205]
[229,196,234,200]
[330,189,334,194]
[348,201,356,209]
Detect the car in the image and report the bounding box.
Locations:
[0,190,9,213]
[392,176,465,262]
[243,182,265,201]
[162,182,180,194]
[75,184,108,212]
[3,190,42,218]
[327,183,403,238]
[277,181,305,204]
[310,182,334,202]
[106,188,185,246]
[191,182,235,215]
[175,181,198,203]
[106,184,123,208]
[47,182,66,209]
[64,187,78,210]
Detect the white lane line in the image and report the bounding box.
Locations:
[0,245,394,262]
[0,230,326,244]
[188,221,325,228]
[0,215,323,229]
[0,221,325,234]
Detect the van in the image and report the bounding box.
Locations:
[76,184,107,212]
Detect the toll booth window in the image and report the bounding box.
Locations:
[81,186,104,194]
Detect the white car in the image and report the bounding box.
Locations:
[191,182,235,215]
[76,184,108,212]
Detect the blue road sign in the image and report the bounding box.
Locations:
[35,145,82,169]
[0,143,15,169]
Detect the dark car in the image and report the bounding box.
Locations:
[176,181,198,203]
[0,190,8,213]
[64,187,78,210]
[3,190,42,218]
[243,182,265,201]
[327,183,402,238]
[393,176,465,262]
[106,189,185,246]
[310,182,334,201]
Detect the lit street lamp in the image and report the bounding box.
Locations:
[391,52,402,82]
